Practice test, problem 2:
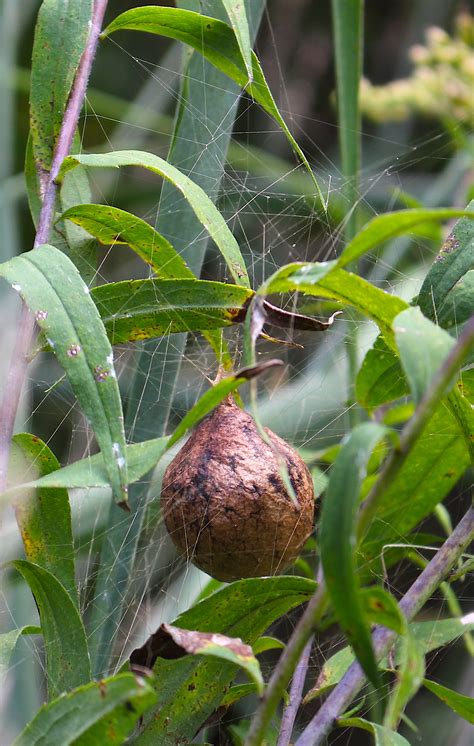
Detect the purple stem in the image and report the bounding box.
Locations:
[295,506,474,746]
[277,637,314,746]
[0,0,108,491]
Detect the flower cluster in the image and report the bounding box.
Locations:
[360,13,474,130]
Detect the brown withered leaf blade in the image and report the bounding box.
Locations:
[262,301,342,331]
[235,358,284,381]
[130,623,264,693]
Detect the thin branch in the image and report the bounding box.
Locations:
[0,0,109,492]
[245,316,474,745]
[276,636,314,746]
[296,506,474,746]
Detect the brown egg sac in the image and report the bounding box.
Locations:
[161,396,315,582]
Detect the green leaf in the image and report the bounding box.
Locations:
[253,636,284,654]
[60,204,193,279]
[60,150,250,287]
[393,307,456,403]
[7,437,169,492]
[411,617,474,652]
[222,0,253,82]
[0,244,128,505]
[447,386,474,462]
[305,617,474,702]
[90,278,252,344]
[320,422,390,688]
[418,203,474,329]
[24,134,42,225]
[356,336,409,412]
[361,587,405,634]
[102,7,326,207]
[0,627,40,681]
[60,205,234,362]
[87,1,266,678]
[221,683,258,708]
[331,0,363,240]
[262,262,407,343]
[362,406,470,564]
[304,645,355,701]
[337,718,410,746]
[423,679,474,723]
[158,623,264,694]
[339,208,474,269]
[24,133,96,284]
[10,434,77,607]
[57,154,96,285]
[13,673,156,746]
[12,560,90,700]
[30,0,93,171]
[4,366,277,494]
[384,630,425,730]
[131,576,316,745]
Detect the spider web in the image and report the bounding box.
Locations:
[1,4,472,744]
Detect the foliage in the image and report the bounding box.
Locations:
[0,2,473,746]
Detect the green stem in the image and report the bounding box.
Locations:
[245,581,328,746]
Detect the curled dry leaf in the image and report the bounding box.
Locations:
[130,623,253,668]
[261,302,342,332]
[161,396,315,582]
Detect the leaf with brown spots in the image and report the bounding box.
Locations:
[13,673,156,745]
[10,434,77,608]
[30,0,93,172]
[132,623,264,694]
[128,576,316,745]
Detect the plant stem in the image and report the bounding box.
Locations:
[296,506,474,746]
[245,316,474,746]
[245,573,328,746]
[0,0,108,492]
[276,636,314,746]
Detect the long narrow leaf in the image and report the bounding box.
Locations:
[90,278,252,344]
[222,0,253,82]
[320,422,390,688]
[87,0,265,678]
[393,307,456,404]
[61,204,194,279]
[423,679,474,723]
[59,151,250,287]
[0,627,40,681]
[30,0,93,171]
[13,673,156,746]
[131,577,316,744]
[418,203,474,329]
[362,406,470,564]
[0,244,128,505]
[102,6,325,207]
[339,208,474,269]
[4,365,279,493]
[305,617,474,702]
[337,718,410,746]
[331,0,363,240]
[10,434,77,607]
[12,561,90,700]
